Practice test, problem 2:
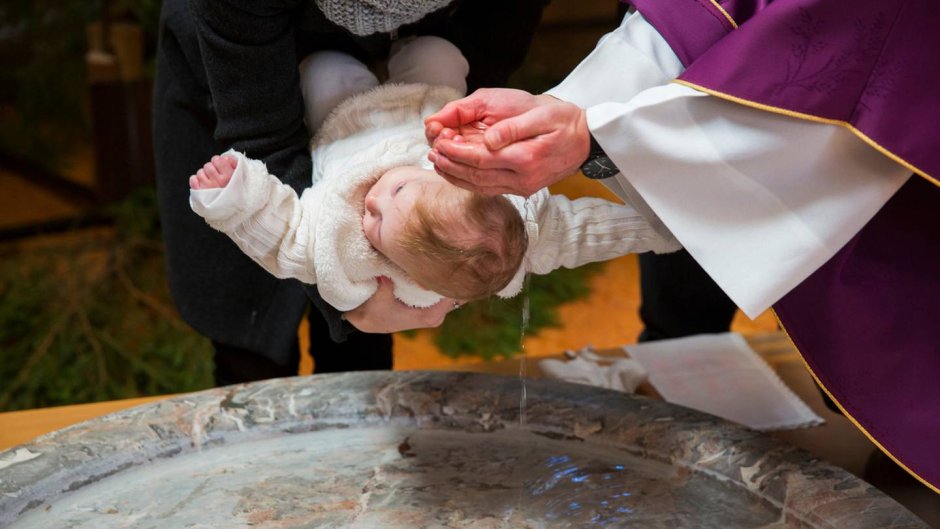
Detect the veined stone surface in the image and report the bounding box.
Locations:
[0,372,927,528]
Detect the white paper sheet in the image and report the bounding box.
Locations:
[624,333,823,431]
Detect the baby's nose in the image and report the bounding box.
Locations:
[364,195,379,217]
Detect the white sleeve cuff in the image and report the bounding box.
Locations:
[545,11,681,107]
[585,85,910,317]
[189,150,251,222]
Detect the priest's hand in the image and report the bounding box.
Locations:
[425,88,591,197]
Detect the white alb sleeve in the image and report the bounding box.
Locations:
[190,150,322,284]
[547,11,910,317]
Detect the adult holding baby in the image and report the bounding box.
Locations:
[153,0,549,385]
[425,0,940,492]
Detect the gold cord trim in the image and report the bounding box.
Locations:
[672,79,939,188]
[708,0,738,28]
[772,310,940,495]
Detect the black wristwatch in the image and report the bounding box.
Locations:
[580,132,620,180]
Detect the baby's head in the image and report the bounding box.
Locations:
[363,166,527,301]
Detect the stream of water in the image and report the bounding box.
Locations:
[519,274,531,426]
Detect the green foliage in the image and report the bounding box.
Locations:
[0,187,213,412]
[433,263,604,361]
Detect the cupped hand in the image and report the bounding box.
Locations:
[343,277,457,333]
[424,88,543,147]
[427,96,590,197]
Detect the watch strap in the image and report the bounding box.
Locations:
[580,133,620,180]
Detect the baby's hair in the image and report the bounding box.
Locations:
[398,186,527,301]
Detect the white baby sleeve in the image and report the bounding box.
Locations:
[190,150,323,284]
[525,190,681,276]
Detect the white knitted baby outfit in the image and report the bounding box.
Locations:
[315,0,453,36]
[192,84,461,310]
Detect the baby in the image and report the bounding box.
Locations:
[190,143,527,306]
[189,42,679,314]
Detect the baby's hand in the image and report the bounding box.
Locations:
[189,155,238,189]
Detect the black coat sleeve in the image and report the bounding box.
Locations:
[191,0,311,193]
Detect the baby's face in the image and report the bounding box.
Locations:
[362,166,448,270]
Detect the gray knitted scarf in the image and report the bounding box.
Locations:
[315,0,454,36]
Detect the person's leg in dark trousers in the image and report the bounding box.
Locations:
[637,249,738,342]
[212,313,392,384]
[306,312,393,373]
[212,341,302,386]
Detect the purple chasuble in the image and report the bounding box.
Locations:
[627,0,940,492]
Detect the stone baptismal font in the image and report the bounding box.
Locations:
[0,372,928,528]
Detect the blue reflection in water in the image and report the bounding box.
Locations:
[524,453,638,527]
